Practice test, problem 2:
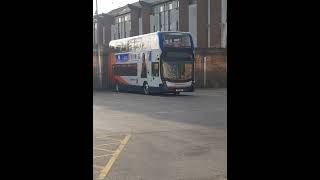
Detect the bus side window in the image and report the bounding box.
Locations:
[141,41,145,51]
[152,62,159,77]
[144,36,151,50]
[115,42,123,53]
[121,42,127,52]
[128,40,134,52]
[134,38,142,52]
[150,35,158,49]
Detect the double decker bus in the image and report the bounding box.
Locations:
[108,31,195,95]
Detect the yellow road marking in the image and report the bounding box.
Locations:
[102,137,122,142]
[94,147,116,153]
[96,135,113,139]
[93,165,104,170]
[93,154,113,159]
[95,143,119,147]
[97,134,131,180]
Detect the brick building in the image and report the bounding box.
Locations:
[93,0,227,89]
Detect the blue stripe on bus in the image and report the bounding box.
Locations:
[157,32,163,51]
[148,51,152,62]
[188,33,195,50]
[115,53,129,62]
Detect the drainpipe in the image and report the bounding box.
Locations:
[97,30,102,89]
[208,0,210,48]
[96,0,103,89]
[204,56,207,88]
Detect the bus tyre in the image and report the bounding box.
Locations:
[175,92,180,95]
[143,83,150,95]
[115,83,120,93]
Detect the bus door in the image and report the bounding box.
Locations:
[150,51,162,87]
[145,51,152,85]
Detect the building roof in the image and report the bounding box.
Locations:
[130,1,142,8]
[133,1,154,7]
[106,0,172,17]
[107,5,131,16]
[142,0,172,5]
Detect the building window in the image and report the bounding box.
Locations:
[177,1,179,8]
[190,0,197,5]
[125,14,130,21]
[94,23,98,44]
[159,11,162,31]
[102,26,105,44]
[176,21,179,31]
[117,23,120,38]
[93,23,95,44]
[168,13,170,31]
[124,19,126,38]
[169,3,173,10]
[160,5,164,12]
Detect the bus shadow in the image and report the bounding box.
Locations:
[153,93,191,97]
[127,91,193,97]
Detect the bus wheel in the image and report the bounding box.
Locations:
[143,83,150,95]
[115,83,120,93]
[175,92,180,95]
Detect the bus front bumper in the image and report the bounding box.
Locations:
[153,82,195,93]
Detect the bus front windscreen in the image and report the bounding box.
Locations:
[162,33,192,48]
[162,52,193,81]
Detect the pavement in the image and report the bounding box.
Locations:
[93,89,227,180]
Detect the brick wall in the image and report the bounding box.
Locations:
[194,49,227,88]
[93,56,98,89]
[197,0,208,48]
[101,14,113,45]
[179,0,189,32]
[130,8,140,36]
[93,49,110,90]
[211,0,222,48]
[141,6,151,34]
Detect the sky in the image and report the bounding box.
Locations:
[93,0,138,15]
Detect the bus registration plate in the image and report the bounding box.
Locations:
[176,89,184,92]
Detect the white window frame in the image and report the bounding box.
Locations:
[94,23,98,44]
[102,26,105,44]
[125,15,130,21]
[160,5,164,12]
